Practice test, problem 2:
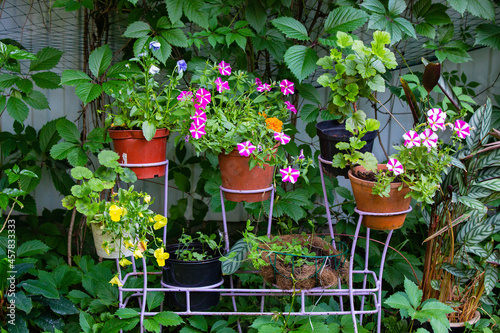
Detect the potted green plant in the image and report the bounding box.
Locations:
[162,231,224,311]
[61,42,190,179]
[61,150,168,274]
[315,30,397,177]
[242,221,349,290]
[178,60,310,202]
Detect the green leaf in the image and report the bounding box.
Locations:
[271,17,309,41]
[22,90,49,110]
[187,316,208,331]
[116,308,139,319]
[385,292,413,311]
[361,0,386,14]
[324,7,368,33]
[335,186,353,200]
[145,292,163,312]
[0,73,19,88]
[43,296,79,315]
[88,44,112,78]
[475,24,500,50]
[484,265,499,295]
[462,223,495,246]
[221,238,250,275]
[142,121,156,141]
[166,0,183,23]
[404,277,422,308]
[16,78,33,93]
[424,4,451,25]
[183,0,209,29]
[12,292,32,314]
[61,70,92,86]
[153,37,172,65]
[467,0,495,21]
[245,1,267,32]
[98,150,120,168]
[174,172,191,192]
[124,21,151,38]
[18,279,59,299]
[75,82,103,104]
[56,118,80,143]
[17,240,49,257]
[298,83,321,104]
[29,47,63,71]
[154,311,184,327]
[32,71,61,89]
[394,17,417,39]
[448,0,467,14]
[284,45,319,82]
[50,142,77,160]
[6,97,29,123]
[388,0,406,15]
[160,29,188,47]
[416,23,436,39]
[300,104,319,122]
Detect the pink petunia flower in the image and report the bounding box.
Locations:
[280,166,300,184]
[427,108,446,120]
[215,77,230,93]
[280,80,294,95]
[219,61,231,76]
[387,158,404,175]
[428,114,446,131]
[274,132,291,145]
[420,128,438,150]
[237,141,256,157]
[177,91,193,102]
[403,130,421,148]
[284,101,297,114]
[189,122,206,139]
[298,149,305,161]
[255,78,262,86]
[190,110,207,126]
[454,120,470,139]
[196,88,211,107]
[257,83,271,92]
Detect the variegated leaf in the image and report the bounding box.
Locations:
[457,195,487,216]
[485,212,500,230]
[467,98,492,148]
[450,156,466,170]
[456,211,483,244]
[487,251,500,265]
[456,252,482,271]
[481,191,500,205]
[221,238,250,276]
[484,265,499,295]
[480,295,495,306]
[475,166,500,182]
[430,280,441,291]
[421,207,431,226]
[477,148,500,169]
[463,223,495,247]
[477,178,500,192]
[467,185,493,199]
[465,244,489,258]
[441,262,467,278]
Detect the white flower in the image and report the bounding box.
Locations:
[149,65,160,75]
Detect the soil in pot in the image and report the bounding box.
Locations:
[348,164,411,230]
[108,128,169,180]
[218,149,275,203]
[162,243,223,311]
[258,235,349,290]
[316,120,377,178]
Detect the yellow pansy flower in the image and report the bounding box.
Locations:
[102,244,111,256]
[133,249,143,259]
[139,212,143,218]
[109,275,123,287]
[154,248,170,267]
[144,195,151,203]
[153,215,167,230]
[109,205,123,222]
[119,258,132,267]
[124,240,134,249]
[138,240,148,252]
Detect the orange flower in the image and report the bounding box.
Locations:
[265,117,283,133]
[258,111,267,118]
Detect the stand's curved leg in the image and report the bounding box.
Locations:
[140,256,148,333]
[349,214,363,333]
[377,230,393,332]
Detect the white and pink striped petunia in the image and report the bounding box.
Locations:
[177,91,193,102]
[189,122,206,139]
[420,128,438,150]
[237,141,256,157]
[190,110,207,126]
[454,119,470,139]
[403,130,421,148]
[280,79,294,95]
[280,166,300,184]
[274,132,291,145]
[387,158,404,175]
[427,108,446,120]
[284,101,297,114]
[255,78,262,86]
[257,83,271,92]
[215,77,230,93]
[428,114,446,131]
[218,61,231,76]
[195,88,211,107]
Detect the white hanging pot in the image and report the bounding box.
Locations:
[91,223,133,259]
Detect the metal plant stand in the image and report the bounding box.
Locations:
[113,157,409,333]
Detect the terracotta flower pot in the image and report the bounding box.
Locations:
[218,149,275,203]
[108,128,169,180]
[449,311,481,333]
[348,164,411,230]
[91,223,132,259]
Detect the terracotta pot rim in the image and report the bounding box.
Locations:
[108,128,170,140]
[348,164,409,190]
[449,311,481,327]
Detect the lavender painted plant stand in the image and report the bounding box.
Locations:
[112,157,409,333]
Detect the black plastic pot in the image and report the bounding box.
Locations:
[316,120,378,178]
[162,243,223,311]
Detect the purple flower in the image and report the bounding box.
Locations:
[454,120,470,139]
[284,101,297,114]
[190,110,207,126]
[428,114,446,131]
[427,108,446,120]
[189,122,206,139]
[280,166,300,184]
[420,128,438,151]
[280,80,294,95]
[149,65,160,75]
[196,88,211,107]
[149,41,161,51]
[177,59,187,73]
[255,78,262,85]
[387,158,404,175]
[298,149,305,161]
[177,91,193,102]
[215,77,230,93]
[403,130,421,148]
[257,83,271,92]
[237,141,256,157]
[274,132,291,145]
[219,61,231,76]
